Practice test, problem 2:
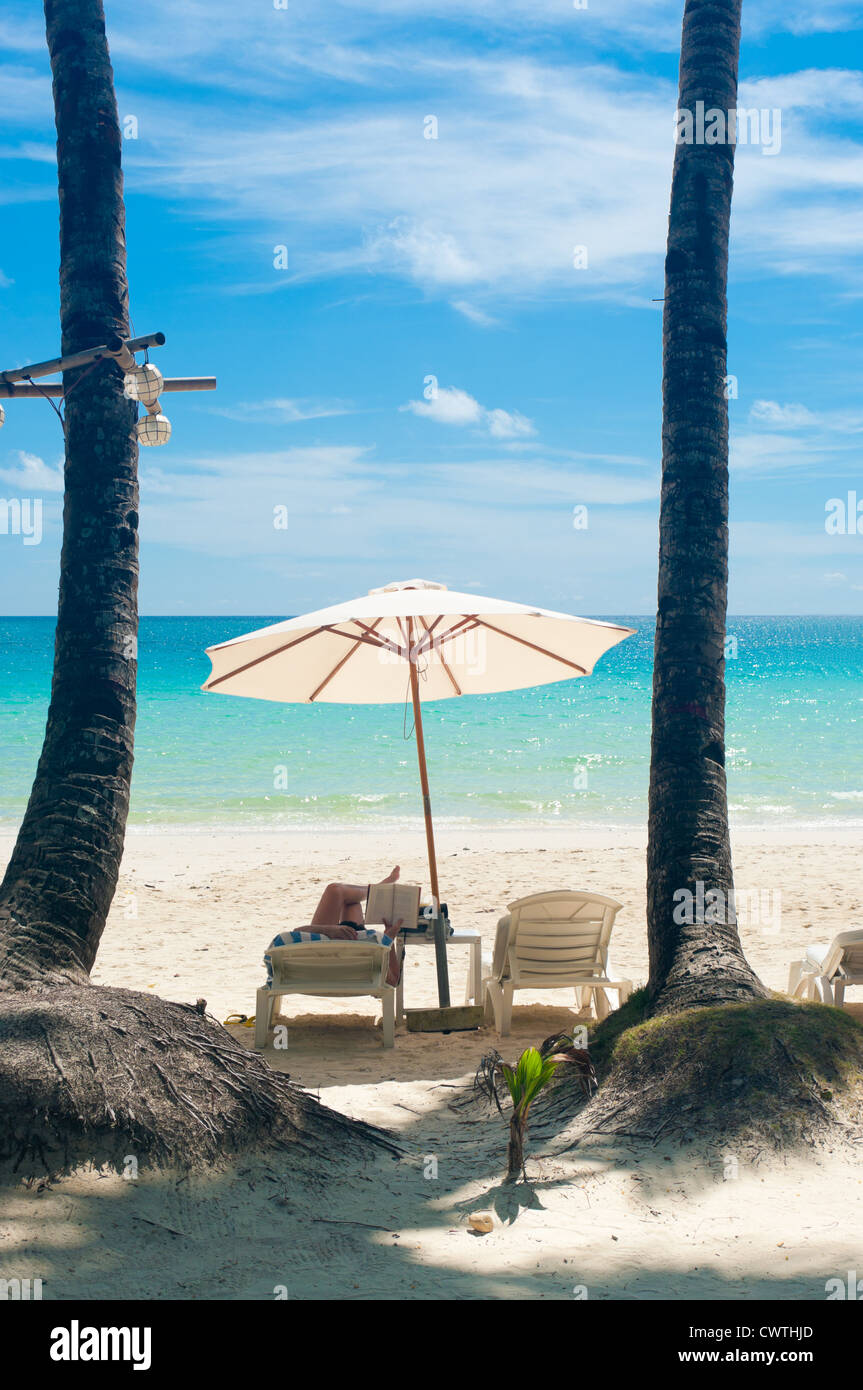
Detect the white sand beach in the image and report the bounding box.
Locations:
[80,823,863,1059]
[2,824,862,1301]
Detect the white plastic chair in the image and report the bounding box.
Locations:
[255,941,399,1049]
[787,929,863,1008]
[482,890,632,1036]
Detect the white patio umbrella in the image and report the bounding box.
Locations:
[202,580,634,1008]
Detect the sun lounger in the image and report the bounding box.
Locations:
[255,940,400,1049]
[787,929,863,1007]
[482,890,632,1035]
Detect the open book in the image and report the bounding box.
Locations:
[366,881,421,931]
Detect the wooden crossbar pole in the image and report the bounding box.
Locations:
[0,376,216,400]
[0,332,166,385]
[155,377,217,393]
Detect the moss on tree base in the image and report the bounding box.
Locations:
[572,993,863,1150]
[0,981,397,1177]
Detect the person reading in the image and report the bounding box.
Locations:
[266,867,419,987]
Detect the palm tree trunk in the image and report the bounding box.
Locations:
[506,1115,526,1180]
[0,2,399,1175]
[646,0,766,1013]
[0,0,138,986]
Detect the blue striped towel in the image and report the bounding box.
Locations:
[264,929,395,986]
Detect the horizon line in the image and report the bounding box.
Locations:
[2,613,863,621]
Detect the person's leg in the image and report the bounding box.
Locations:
[385,936,403,988]
[384,918,405,986]
[351,865,400,926]
[342,895,365,928]
[310,866,400,927]
[310,882,366,927]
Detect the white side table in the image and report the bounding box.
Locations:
[395,928,483,1023]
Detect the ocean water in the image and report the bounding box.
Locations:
[1,616,861,833]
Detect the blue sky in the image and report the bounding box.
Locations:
[0,0,862,616]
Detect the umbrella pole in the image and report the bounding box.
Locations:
[408,658,451,1007]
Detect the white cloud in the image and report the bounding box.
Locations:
[402,386,483,428]
[733,397,863,473]
[369,220,481,286]
[748,1,863,35]
[401,385,535,438]
[749,400,820,428]
[428,459,657,506]
[730,431,845,474]
[739,68,863,113]
[138,445,378,556]
[8,6,862,303]
[485,408,535,440]
[730,520,854,561]
[105,60,677,299]
[95,0,862,90]
[129,438,665,615]
[117,53,863,303]
[0,64,54,125]
[134,442,657,573]
[450,300,502,328]
[212,397,351,424]
[0,450,63,492]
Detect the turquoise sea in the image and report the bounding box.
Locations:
[1,617,862,833]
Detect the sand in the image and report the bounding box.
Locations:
[2,824,862,1300]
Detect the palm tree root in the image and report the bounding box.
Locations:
[0,981,398,1176]
[530,995,861,1156]
[552,993,863,1152]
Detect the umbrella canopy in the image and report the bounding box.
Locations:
[202,580,635,1006]
[202,579,634,703]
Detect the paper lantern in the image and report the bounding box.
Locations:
[124,363,164,407]
[136,413,171,447]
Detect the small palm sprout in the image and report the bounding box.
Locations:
[475,1030,598,1181]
